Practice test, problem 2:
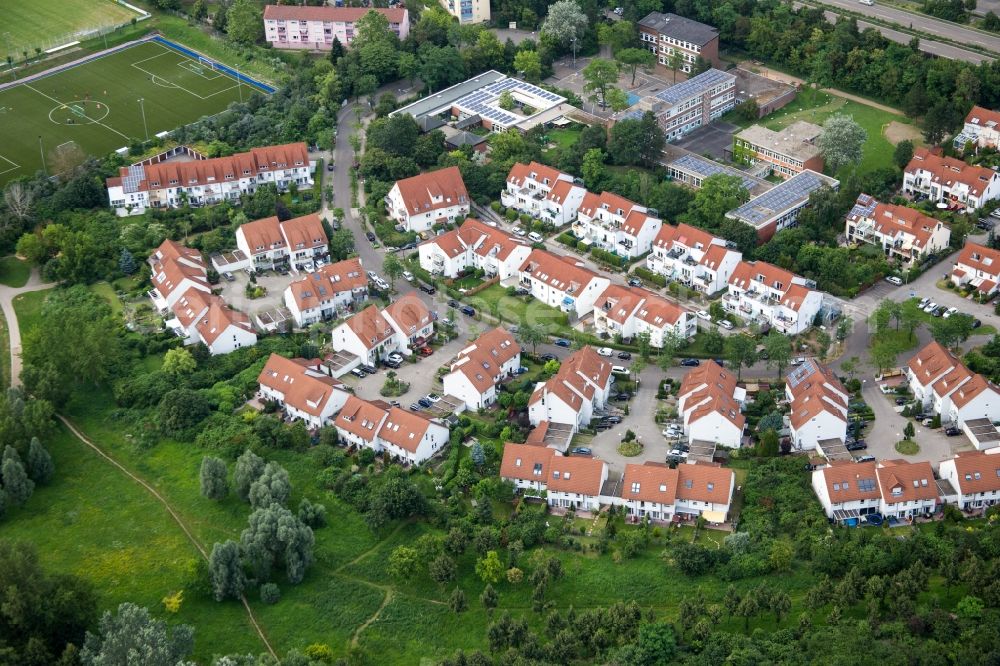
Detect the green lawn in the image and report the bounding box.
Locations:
[0,0,139,56]
[464,284,574,336]
[545,125,584,151]
[0,39,251,185]
[0,256,31,287]
[12,288,48,336]
[0,306,8,389]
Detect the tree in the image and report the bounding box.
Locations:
[725,334,757,381]
[383,254,404,291]
[607,112,665,167]
[329,228,355,261]
[449,588,468,613]
[389,546,419,580]
[582,59,621,109]
[870,341,898,374]
[737,589,759,632]
[703,328,725,355]
[581,148,607,191]
[758,411,784,434]
[616,48,656,86]
[248,461,292,509]
[429,554,457,585]
[118,248,136,275]
[26,437,54,485]
[903,421,915,440]
[772,591,792,624]
[818,114,867,174]
[240,503,315,584]
[3,181,34,221]
[298,498,327,528]
[687,174,749,230]
[200,456,229,500]
[893,140,915,169]
[480,583,498,612]
[81,603,194,666]
[513,50,542,82]
[658,332,684,368]
[162,347,197,376]
[540,0,589,49]
[764,332,792,379]
[758,429,779,457]
[517,324,548,355]
[931,314,975,347]
[476,550,504,584]
[598,20,635,55]
[225,0,263,46]
[2,456,33,506]
[157,388,210,436]
[192,0,207,21]
[233,449,265,502]
[209,540,245,601]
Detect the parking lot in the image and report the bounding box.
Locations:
[673,121,741,160]
[215,269,292,319]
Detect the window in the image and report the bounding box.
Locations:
[532,463,542,476]
[659,484,667,492]
[514,457,521,467]
[552,471,560,479]
[631,482,640,493]
[684,480,693,489]
[833,483,840,491]
[707,483,714,492]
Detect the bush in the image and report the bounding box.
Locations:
[556,232,577,248]
[260,583,281,604]
[590,247,627,270]
[632,267,667,287]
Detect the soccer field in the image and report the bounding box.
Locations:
[0,40,255,185]
[0,0,140,55]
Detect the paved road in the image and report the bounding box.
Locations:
[0,267,56,388]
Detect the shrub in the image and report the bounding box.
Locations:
[556,232,577,248]
[260,583,281,604]
[632,267,667,287]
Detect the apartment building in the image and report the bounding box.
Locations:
[592,284,696,345]
[813,458,939,522]
[646,223,742,295]
[235,213,329,273]
[147,240,210,312]
[385,166,470,232]
[333,396,449,465]
[907,340,1000,436]
[616,461,735,523]
[951,241,1000,297]
[257,354,349,430]
[107,143,313,215]
[638,12,720,74]
[528,347,613,432]
[939,451,1000,510]
[442,328,521,410]
[903,147,1000,211]
[439,0,489,24]
[732,121,824,179]
[263,5,409,50]
[677,360,747,448]
[517,250,611,317]
[724,260,823,335]
[573,191,663,258]
[418,218,532,279]
[785,359,848,451]
[954,105,1000,152]
[166,287,257,355]
[499,444,608,511]
[666,153,772,196]
[283,258,368,327]
[618,69,736,142]
[844,194,951,269]
[726,170,840,242]
[331,304,399,366]
[500,162,580,223]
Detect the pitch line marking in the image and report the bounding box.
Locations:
[24,84,129,140]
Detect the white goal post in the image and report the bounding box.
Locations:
[197,56,215,70]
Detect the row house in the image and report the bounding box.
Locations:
[528,347,613,432]
[677,360,746,448]
[954,105,1000,152]
[724,260,823,335]
[438,0,490,24]
[732,121,824,179]
[499,444,608,511]
[844,194,951,269]
[638,12,720,74]
[334,396,449,465]
[939,450,1000,510]
[616,461,735,523]
[166,287,257,355]
[442,328,521,410]
[147,240,210,312]
[812,459,939,522]
[573,191,662,259]
[785,359,848,451]
[417,218,532,279]
[517,249,611,317]
[907,340,1000,435]
[593,284,696,345]
[107,143,313,215]
[331,295,434,365]
[257,354,349,429]
[263,5,409,50]
[645,223,742,295]
[500,162,583,226]
[235,213,329,273]
[951,241,1000,298]
[903,147,1000,211]
[283,257,368,327]
[617,69,736,142]
[385,166,470,232]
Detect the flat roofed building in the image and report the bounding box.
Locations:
[732,121,824,179]
[616,69,736,142]
[726,170,839,243]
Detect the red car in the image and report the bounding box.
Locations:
[418,346,434,356]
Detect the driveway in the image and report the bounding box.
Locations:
[586,365,672,470]
[0,267,57,388]
[216,270,291,319]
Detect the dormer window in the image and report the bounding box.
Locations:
[631,482,640,493]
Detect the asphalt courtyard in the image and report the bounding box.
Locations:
[673,121,741,160]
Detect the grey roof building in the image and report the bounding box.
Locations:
[638,12,719,47]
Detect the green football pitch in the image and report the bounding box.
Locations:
[0,0,139,55]
[0,40,256,185]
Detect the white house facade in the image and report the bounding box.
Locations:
[518,249,611,317]
[724,260,822,335]
[283,257,368,327]
[385,166,470,232]
[646,223,742,295]
[573,191,662,258]
[418,218,532,279]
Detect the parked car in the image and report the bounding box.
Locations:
[597,347,613,357]
[540,353,557,362]
[604,415,623,424]
[515,367,528,375]
[933,306,947,317]
[554,338,571,347]
[922,418,935,427]
[680,358,701,367]
[696,310,711,321]
[895,396,908,405]
[617,351,632,360]
[514,287,530,296]
[383,358,402,369]
[918,297,930,309]
[791,357,806,366]
[943,307,959,318]
[611,365,630,376]
[418,281,436,295]
[613,392,633,401]
[326,162,335,172]
[627,277,642,287]
[718,320,734,330]
[387,352,403,363]
[417,398,432,409]
[662,428,681,437]
[846,440,868,451]
[448,299,460,308]
[409,403,421,411]
[923,302,938,313]
[885,276,902,286]
[854,454,876,463]
[974,318,983,329]
[512,226,525,236]
[361,364,378,374]
[365,231,377,243]
[418,346,434,357]
[528,231,544,243]
[223,271,235,282]
[350,368,367,378]
[402,270,414,282]
[571,447,592,455]
[460,305,476,316]
[425,393,442,404]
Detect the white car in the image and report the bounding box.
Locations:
[611,365,630,376]
[402,270,414,282]
[597,347,613,357]
[528,232,544,243]
[484,220,498,228]
[662,427,681,437]
[918,298,930,309]
[696,310,711,321]
[718,320,734,330]
[943,307,959,318]
[923,302,938,314]
[668,449,689,459]
[885,276,902,286]
[791,357,806,366]
[387,352,404,363]
[425,394,442,404]
[374,278,389,291]
[367,270,379,282]
[512,227,525,236]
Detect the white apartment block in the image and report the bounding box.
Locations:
[677,361,746,448]
[646,223,742,295]
[939,451,1000,510]
[517,250,611,318]
[166,287,257,355]
[107,143,313,215]
[813,459,939,522]
[500,444,608,512]
[263,5,410,50]
[147,240,210,312]
[845,194,951,269]
[903,147,1000,211]
[257,354,349,430]
[439,0,490,24]
[724,260,823,335]
[283,257,368,327]
[528,347,613,432]
[593,284,696,345]
[951,241,1000,298]
[785,360,848,451]
[334,396,449,465]
[418,218,532,279]
[954,105,1000,152]
[235,213,329,273]
[501,161,580,224]
[906,341,1000,434]
[573,191,662,258]
[385,166,470,232]
[442,328,521,411]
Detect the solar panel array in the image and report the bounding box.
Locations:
[729,171,834,227]
[654,68,735,105]
[671,154,764,192]
[453,77,565,127]
[122,164,146,194]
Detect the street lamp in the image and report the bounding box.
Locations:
[137,98,148,141]
[571,36,578,69]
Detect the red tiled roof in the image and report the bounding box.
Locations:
[547,456,606,496]
[378,407,434,453]
[909,341,958,387]
[239,216,284,253]
[345,305,394,350]
[653,223,718,252]
[966,105,1000,130]
[876,459,938,504]
[149,240,207,299]
[258,354,343,417]
[621,462,679,504]
[906,148,998,197]
[500,443,554,481]
[848,198,945,250]
[519,249,604,294]
[280,213,327,249]
[818,460,881,503]
[450,328,521,394]
[507,161,567,188]
[955,241,1000,279]
[394,166,468,216]
[676,463,733,505]
[384,293,431,335]
[948,450,1000,495]
[287,258,366,311]
[334,395,388,443]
